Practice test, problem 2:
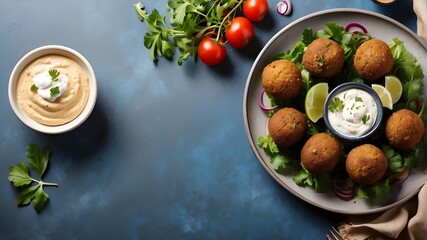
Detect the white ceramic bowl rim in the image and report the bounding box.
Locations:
[8,45,97,134]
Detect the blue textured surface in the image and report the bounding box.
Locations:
[0,0,416,239]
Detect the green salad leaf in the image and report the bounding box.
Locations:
[389,38,424,111]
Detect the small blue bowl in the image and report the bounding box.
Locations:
[323,82,383,141]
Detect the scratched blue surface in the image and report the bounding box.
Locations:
[0,0,416,239]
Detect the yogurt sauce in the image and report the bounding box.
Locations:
[33,70,68,101]
[328,89,377,136]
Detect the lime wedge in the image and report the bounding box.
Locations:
[305,82,329,122]
[372,84,393,110]
[385,75,403,104]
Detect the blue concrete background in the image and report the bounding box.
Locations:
[0,0,416,239]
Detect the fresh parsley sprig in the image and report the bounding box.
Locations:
[8,144,58,213]
[133,0,243,65]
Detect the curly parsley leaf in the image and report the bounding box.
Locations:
[8,144,58,213]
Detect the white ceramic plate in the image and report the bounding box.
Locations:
[243,8,427,214]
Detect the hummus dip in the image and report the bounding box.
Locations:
[16,54,90,126]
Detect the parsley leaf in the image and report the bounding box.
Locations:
[362,114,370,124]
[50,86,60,97]
[292,165,330,193]
[382,144,420,173]
[27,143,50,178]
[257,135,291,171]
[328,97,344,112]
[275,41,306,63]
[357,179,392,199]
[49,69,60,81]
[8,162,33,187]
[8,144,58,213]
[31,84,38,92]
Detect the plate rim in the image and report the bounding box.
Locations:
[243,8,427,214]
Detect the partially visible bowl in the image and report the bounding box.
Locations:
[8,45,97,134]
[371,0,396,5]
[323,82,383,141]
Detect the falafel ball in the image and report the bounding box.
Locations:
[346,144,388,185]
[262,59,302,100]
[302,38,345,78]
[301,133,341,174]
[354,39,394,81]
[268,107,307,149]
[385,109,425,150]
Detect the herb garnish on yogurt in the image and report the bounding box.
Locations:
[31,68,68,101]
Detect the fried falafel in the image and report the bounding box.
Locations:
[354,39,394,81]
[301,133,341,174]
[268,107,307,149]
[302,38,345,78]
[262,59,302,100]
[385,109,425,150]
[346,144,388,185]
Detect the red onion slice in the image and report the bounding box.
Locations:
[391,168,409,186]
[332,176,356,201]
[276,0,292,16]
[258,90,278,111]
[345,22,368,34]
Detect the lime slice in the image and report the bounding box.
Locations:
[385,75,403,104]
[372,84,393,110]
[305,82,329,122]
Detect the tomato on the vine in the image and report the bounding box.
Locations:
[225,17,254,49]
[243,0,269,22]
[198,37,227,66]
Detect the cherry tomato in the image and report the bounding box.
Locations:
[198,37,226,66]
[225,17,254,48]
[243,0,269,22]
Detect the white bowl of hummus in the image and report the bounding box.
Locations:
[8,45,97,134]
